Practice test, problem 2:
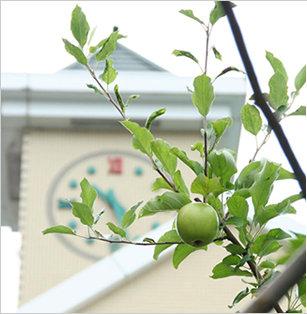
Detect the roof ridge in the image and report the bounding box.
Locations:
[62,43,167,72]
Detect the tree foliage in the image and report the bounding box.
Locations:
[42,4,306,312]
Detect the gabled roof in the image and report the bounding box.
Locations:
[63,44,166,72]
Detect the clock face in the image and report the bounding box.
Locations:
[47,150,174,261]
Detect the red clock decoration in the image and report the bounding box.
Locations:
[108,156,123,174]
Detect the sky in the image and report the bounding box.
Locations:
[1,1,307,87]
[1,1,306,312]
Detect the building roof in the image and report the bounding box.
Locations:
[17,221,174,313]
[63,44,166,72]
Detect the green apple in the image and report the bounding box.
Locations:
[176,203,219,247]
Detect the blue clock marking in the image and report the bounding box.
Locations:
[68,220,78,230]
[93,185,126,223]
[58,199,72,209]
[47,149,152,261]
[110,243,121,252]
[69,179,78,189]
[87,166,96,175]
[151,222,160,230]
[134,166,144,176]
[85,238,95,245]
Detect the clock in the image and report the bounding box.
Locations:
[47,149,175,261]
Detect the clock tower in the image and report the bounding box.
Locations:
[2,44,246,309]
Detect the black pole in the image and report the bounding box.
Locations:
[221,1,306,199]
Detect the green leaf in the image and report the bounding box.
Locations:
[298,275,306,307]
[121,201,142,228]
[151,177,172,192]
[212,47,222,61]
[223,255,241,266]
[211,262,251,279]
[80,178,97,210]
[143,237,155,244]
[228,288,250,309]
[126,94,140,106]
[139,191,191,218]
[90,38,107,54]
[208,149,237,184]
[268,73,289,109]
[251,228,290,257]
[173,170,190,196]
[210,1,236,25]
[235,160,290,189]
[294,65,306,92]
[153,229,181,260]
[266,51,288,79]
[240,104,262,135]
[170,147,203,175]
[191,141,204,157]
[179,9,204,24]
[235,161,261,189]
[71,5,90,48]
[86,84,102,95]
[145,108,166,130]
[192,74,214,117]
[42,225,75,235]
[277,233,306,265]
[100,59,117,84]
[89,30,126,54]
[225,244,245,255]
[63,39,87,65]
[173,244,202,269]
[87,26,97,46]
[249,161,281,211]
[114,84,125,112]
[172,49,198,64]
[207,194,223,217]
[71,201,94,226]
[107,222,126,238]
[191,174,224,196]
[96,31,119,61]
[214,66,244,81]
[227,194,248,220]
[289,106,306,116]
[259,260,276,269]
[278,167,295,180]
[211,117,232,139]
[255,193,301,226]
[151,139,177,175]
[226,217,245,228]
[121,120,154,156]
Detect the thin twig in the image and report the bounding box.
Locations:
[204,26,211,74]
[76,234,227,246]
[151,157,178,192]
[251,129,271,162]
[86,65,126,119]
[86,65,180,192]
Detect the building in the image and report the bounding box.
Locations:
[1,44,247,313]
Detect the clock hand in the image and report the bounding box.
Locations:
[106,190,126,223]
[93,185,126,223]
